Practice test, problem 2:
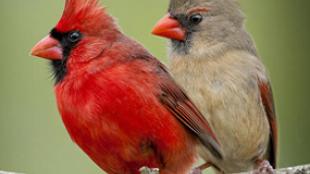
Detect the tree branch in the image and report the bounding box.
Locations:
[243,164,310,174]
[1,164,310,174]
[0,171,23,174]
[139,164,310,174]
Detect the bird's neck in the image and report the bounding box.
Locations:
[169,29,258,61]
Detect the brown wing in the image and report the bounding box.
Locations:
[157,66,222,159]
[258,80,277,168]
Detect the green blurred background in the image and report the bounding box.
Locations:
[0,0,309,173]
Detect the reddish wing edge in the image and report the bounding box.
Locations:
[157,67,222,159]
[258,80,277,168]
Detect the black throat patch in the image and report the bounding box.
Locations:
[49,28,82,84]
[169,14,195,54]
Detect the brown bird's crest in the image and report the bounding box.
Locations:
[169,0,241,11]
[169,0,191,10]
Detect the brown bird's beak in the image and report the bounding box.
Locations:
[152,14,186,41]
[31,36,62,60]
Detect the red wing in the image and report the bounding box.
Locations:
[258,80,277,168]
[158,74,222,159]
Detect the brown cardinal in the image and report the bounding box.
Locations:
[152,0,277,173]
[30,0,223,174]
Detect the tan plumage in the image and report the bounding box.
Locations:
[170,50,271,172]
[152,0,277,173]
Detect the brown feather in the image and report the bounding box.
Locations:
[258,80,277,168]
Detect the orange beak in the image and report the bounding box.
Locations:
[31,36,62,60]
[152,14,186,41]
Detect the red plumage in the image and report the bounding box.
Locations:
[31,0,222,173]
[56,56,198,174]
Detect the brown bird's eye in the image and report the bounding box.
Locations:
[68,31,81,43]
[189,14,203,25]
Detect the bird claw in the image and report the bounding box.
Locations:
[139,167,160,174]
[253,160,275,174]
[189,167,202,174]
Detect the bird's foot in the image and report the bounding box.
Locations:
[139,167,160,174]
[253,160,275,174]
[189,162,213,174]
[189,167,202,174]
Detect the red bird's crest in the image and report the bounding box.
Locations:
[56,0,113,34]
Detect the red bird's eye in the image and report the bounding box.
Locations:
[68,31,82,43]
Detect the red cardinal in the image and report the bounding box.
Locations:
[152,0,277,173]
[31,0,222,174]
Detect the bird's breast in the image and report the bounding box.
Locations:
[169,51,270,171]
[53,70,197,173]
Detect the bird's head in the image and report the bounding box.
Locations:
[152,0,255,58]
[31,0,119,83]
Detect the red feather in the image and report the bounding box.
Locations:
[55,52,221,173]
[30,0,223,173]
[56,0,115,34]
[258,80,277,168]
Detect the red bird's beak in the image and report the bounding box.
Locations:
[31,36,62,60]
[152,14,186,41]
